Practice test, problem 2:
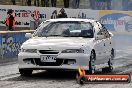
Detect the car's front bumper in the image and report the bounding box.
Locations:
[18,52,90,70]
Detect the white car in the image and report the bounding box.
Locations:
[18,18,115,76]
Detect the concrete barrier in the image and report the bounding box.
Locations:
[0,30,34,63]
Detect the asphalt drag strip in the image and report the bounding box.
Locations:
[0,35,132,88]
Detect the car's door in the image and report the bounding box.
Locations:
[99,26,111,63]
[94,28,106,65]
[102,27,112,60]
[93,22,106,65]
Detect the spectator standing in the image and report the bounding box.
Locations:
[44,0,49,7]
[34,0,40,6]
[76,0,80,8]
[72,0,80,9]
[11,0,16,5]
[22,0,25,6]
[57,8,67,18]
[5,9,16,31]
[63,0,69,8]
[51,10,57,19]
[37,0,40,6]
[22,0,27,5]
[27,0,31,6]
[41,0,44,6]
[51,0,56,7]
[41,0,49,7]
[34,0,36,6]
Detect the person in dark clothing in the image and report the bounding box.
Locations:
[41,0,49,7]
[37,0,40,6]
[51,10,57,19]
[41,0,44,6]
[34,0,40,6]
[44,0,49,7]
[27,0,31,6]
[51,0,56,7]
[72,0,80,9]
[57,8,67,18]
[76,0,80,8]
[63,0,69,8]
[5,9,16,31]
[11,0,16,5]
[34,0,36,6]
[8,15,14,31]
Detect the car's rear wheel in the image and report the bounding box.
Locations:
[89,50,96,74]
[111,48,115,59]
[108,49,114,72]
[107,59,113,72]
[19,69,33,76]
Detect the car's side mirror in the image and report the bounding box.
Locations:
[95,35,104,40]
[25,33,32,38]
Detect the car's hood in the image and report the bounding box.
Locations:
[22,37,94,49]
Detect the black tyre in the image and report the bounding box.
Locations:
[77,76,86,85]
[108,49,114,72]
[19,69,33,76]
[111,48,115,59]
[76,72,80,83]
[89,50,96,74]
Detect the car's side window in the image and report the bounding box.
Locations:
[104,28,110,38]
[102,26,111,38]
[97,27,110,39]
[97,24,110,39]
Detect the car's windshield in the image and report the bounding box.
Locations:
[33,21,94,38]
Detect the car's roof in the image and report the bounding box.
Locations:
[46,18,97,23]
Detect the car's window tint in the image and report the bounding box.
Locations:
[102,26,111,38]
[34,21,94,38]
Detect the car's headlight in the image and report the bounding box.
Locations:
[21,49,37,53]
[61,49,84,53]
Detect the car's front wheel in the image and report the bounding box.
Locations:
[89,50,96,74]
[19,69,33,76]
